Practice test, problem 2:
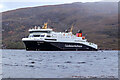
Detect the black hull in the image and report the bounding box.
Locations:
[23,41,97,51]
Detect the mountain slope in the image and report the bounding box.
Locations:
[2,2,118,50]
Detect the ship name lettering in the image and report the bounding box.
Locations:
[65,44,82,47]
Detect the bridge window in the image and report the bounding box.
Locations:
[33,35,40,37]
[47,35,51,37]
[29,31,51,33]
[40,35,45,37]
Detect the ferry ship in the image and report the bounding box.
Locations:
[22,23,98,51]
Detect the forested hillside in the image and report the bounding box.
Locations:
[2,2,118,50]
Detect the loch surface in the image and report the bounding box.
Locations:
[2,49,118,78]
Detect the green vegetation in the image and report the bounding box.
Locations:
[4,41,25,49]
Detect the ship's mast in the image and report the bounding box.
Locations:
[42,22,48,29]
[70,25,74,33]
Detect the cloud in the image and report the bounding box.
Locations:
[1,0,102,2]
[101,0,119,2]
[0,4,4,9]
[0,3,4,12]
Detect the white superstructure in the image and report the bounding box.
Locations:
[22,23,98,51]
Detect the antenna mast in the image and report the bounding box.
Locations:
[43,22,48,29]
[70,25,74,33]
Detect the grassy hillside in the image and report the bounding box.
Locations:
[2,2,118,50]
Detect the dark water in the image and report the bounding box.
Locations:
[1,49,118,78]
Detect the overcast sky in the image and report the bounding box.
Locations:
[0,0,119,12]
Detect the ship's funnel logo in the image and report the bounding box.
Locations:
[76,33,82,37]
[76,30,82,37]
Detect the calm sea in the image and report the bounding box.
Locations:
[1,49,118,78]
